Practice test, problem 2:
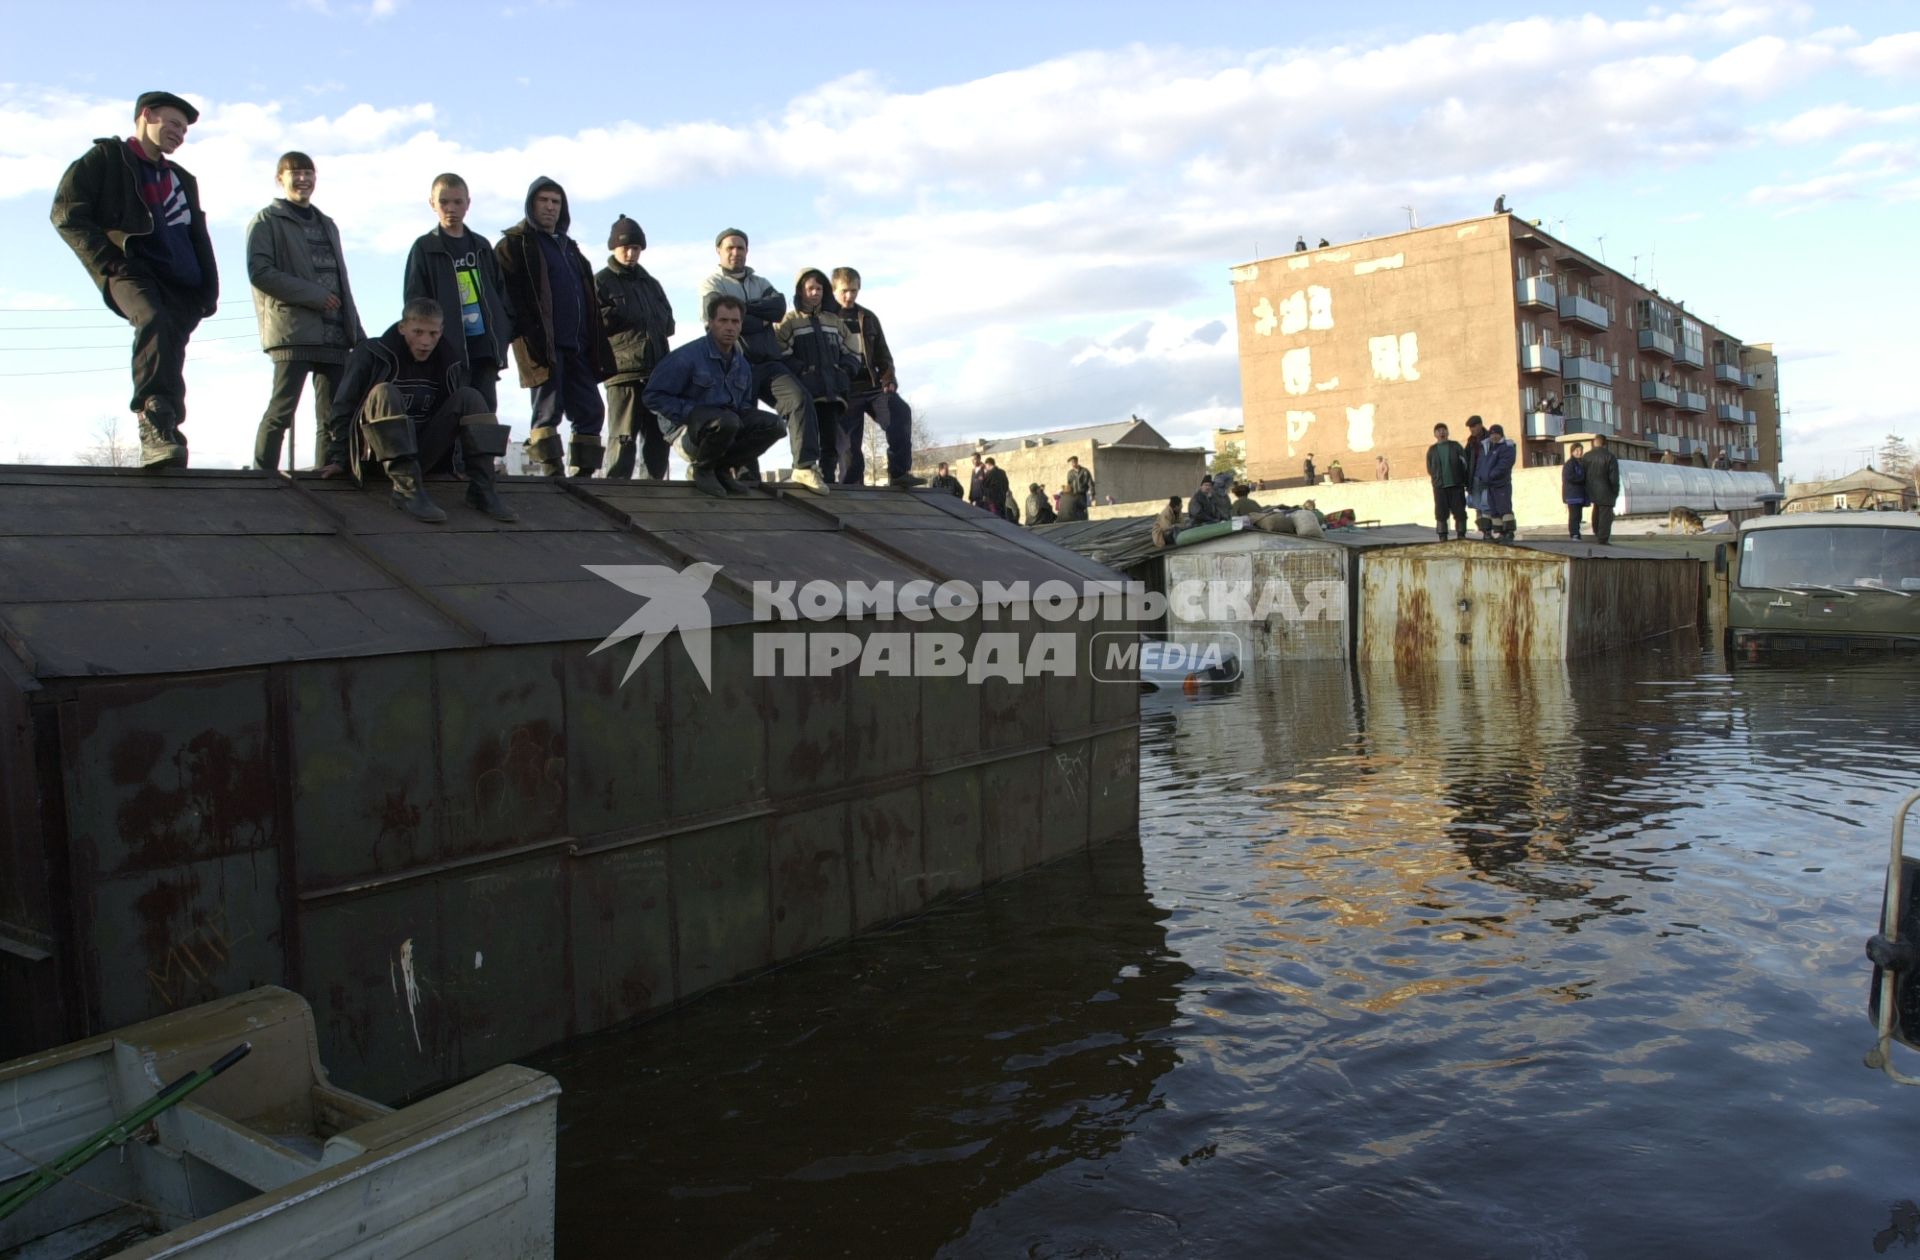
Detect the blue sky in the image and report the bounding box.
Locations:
[2,0,1915,479]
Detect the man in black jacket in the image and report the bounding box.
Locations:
[246,151,364,473]
[930,462,964,497]
[1581,433,1622,545]
[50,90,219,469]
[829,267,923,488]
[596,215,676,480]
[404,173,515,412]
[982,457,1011,518]
[1189,474,1227,526]
[497,176,615,477]
[331,298,516,525]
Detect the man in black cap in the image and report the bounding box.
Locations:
[595,215,676,480]
[51,90,219,469]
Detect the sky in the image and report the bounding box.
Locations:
[1,0,1915,481]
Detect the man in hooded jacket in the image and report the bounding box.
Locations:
[496,176,615,476]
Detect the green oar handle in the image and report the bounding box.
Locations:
[0,1040,253,1223]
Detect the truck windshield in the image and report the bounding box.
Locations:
[1740,525,1920,592]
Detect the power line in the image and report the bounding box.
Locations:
[0,301,247,313]
[0,347,259,379]
[0,313,256,332]
[0,332,257,353]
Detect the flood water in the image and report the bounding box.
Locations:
[535,641,1920,1258]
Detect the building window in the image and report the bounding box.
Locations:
[1834,494,1848,510]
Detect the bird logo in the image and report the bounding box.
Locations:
[585,562,723,690]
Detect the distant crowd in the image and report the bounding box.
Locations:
[48,90,925,521]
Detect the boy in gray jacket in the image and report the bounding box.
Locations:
[246,152,363,472]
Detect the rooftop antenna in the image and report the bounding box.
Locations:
[1401,205,1419,229]
[1594,234,1607,263]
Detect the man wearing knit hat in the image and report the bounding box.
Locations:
[697,228,827,491]
[595,215,676,479]
[51,90,219,469]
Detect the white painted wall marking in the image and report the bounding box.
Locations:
[1347,404,1377,452]
[399,937,423,1053]
[1354,253,1405,276]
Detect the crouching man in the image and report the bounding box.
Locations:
[331,297,516,524]
[642,295,787,499]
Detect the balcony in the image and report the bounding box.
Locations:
[1516,276,1558,310]
[1742,371,1764,390]
[1637,328,1675,358]
[1715,402,1744,422]
[1563,356,1613,386]
[1641,380,1678,407]
[1520,343,1561,374]
[1676,342,1704,368]
[1653,433,1680,453]
[1713,363,1743,385]
[1677,388,1707,413]
[1558,293,1609,330]
[1562,397,1611,433]
[1525,411,1564,439]
[1744,408,1757,425]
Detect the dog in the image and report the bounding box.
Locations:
[1667,506,1704,534]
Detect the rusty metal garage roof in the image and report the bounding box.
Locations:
[0,467,1121,683]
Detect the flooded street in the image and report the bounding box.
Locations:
[536,640,1920,1258]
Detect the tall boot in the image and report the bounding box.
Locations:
[364,415,446,523]
[138,397,189,470]
[460,415,519,522]
[568,434,605,479]
[527,425,565,477]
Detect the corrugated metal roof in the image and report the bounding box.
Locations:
[0,467,1118,682]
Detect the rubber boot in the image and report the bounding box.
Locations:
[385,457,448,523]
[457,416,518,521]
[568,435,605,479]
[690,464,728,499]
[1437,527,1448,541]
[138,398,189,469]
[527,425,565,477]
[713,466,754,497]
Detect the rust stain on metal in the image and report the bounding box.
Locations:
[1394,584,1435,668]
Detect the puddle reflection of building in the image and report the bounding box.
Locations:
[540,837,1192,1259]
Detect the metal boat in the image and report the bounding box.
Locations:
[1730,511,1920,653]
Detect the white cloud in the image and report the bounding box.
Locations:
[1849,30,1920,76]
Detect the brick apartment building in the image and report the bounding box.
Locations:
[1230,213,1780,486]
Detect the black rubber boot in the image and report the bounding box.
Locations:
[690,465,728,499]
[568,435,605,479]
[713,466,753,497]
[458,416,518,522]
[889,473,928,489]
[138,398,189,469]
[386,458,448,523]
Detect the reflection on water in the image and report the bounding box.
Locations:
[539,643,1920,1259]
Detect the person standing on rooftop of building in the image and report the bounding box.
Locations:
[596,214,676,480]
[829,267,923,488]
[1477,423,1518,540]
[1463,415,1490,535]
[1426,422,1469,541]
[1563,442,1589,541]
[246,151,363,474]
[405,173,515,413]
[1375,453,1390,481]
[497,176,614,477]
[51,90,219,470]
[1713,447,1733,470]
[1582,433,1621,545]
[699,229,827,491]
[1063,454,1094,521]
[1303,453,1317,486]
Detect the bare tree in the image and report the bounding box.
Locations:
[1876,433,1914,481]
[856,401,939,484]
[74,416,140,468]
